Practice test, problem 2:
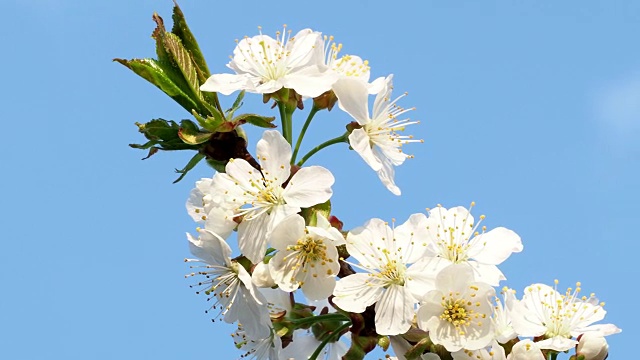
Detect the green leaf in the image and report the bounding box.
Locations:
[191,109,226,132]
[170,2,210,79]
[174,153,205,183]
[232,113,277,129]
[114,58,200,113]
[226,90,245,118]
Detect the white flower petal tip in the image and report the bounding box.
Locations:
[333,75,421,194]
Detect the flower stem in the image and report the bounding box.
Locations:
[308,321,352,360]
[296,132,349,167]
[291,105,320,164]
[290,313,350,327]
[277,101,292,144]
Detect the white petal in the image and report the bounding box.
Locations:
[468,227,523,265]
[252,261,276,288]
[349,128,382,171]
[269,214,305,250]
[256,130,291,186]
[286,29,322,68]
[535,337,577,352]
[394,213,430,263]
[187,229,231,266]
[374,148,401,195]
[507,339,546,360]
[283,166,334,207]
[301,274,336,301]
[333,77,370,124]
[200,73,254,95]
[333,273,384,313]
[374,285,415,335]
[203,207,236,239]
[282,66,337,98]
[467,261,506,286]
[238,212,271,263]
[372,75,393,118]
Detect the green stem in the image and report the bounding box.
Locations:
[277,102,291,144]
[309,321,352,360]
[291,105,320,164]
[296,132,349,167]
[290,313,350,327]
[547,352,559,360]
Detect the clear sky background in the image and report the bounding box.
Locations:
[1,0,637,359]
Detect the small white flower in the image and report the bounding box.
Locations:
[186,178,237,238]
[505,339,546,360]
[200,26,335,98]
[420,204,523,286]
[416,264,496,352]
[577,333,609,360]
[185,228,269,338]
[208,130,335,263]
[268,214,345,300]
[332,75,421,195]
[510,281,621,351]
[320,36,384,93]
[332,214,434,335]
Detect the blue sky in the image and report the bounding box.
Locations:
[1,0,637,358]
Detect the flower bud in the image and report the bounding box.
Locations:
[251,261,276,288]
[577,333,609,360]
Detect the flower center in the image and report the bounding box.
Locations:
[288,235,329,264]
[440,297,471,327]
[377,257,406,287]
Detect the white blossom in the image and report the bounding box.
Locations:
[333,214,434,335]
[420,204,522,286]
[510,281,621,351]
[506,339,546,360]
[332,75,421,195]
[268,214,345,300]
[200,27,335,98]
[416,264,495,352]
[185,228,269,338]
[208,130,334,263]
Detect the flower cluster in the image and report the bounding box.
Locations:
[120,12,620,360]
[180,25,621,360]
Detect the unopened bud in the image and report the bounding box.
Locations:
[577,333,608,360]
[251,261,276,288]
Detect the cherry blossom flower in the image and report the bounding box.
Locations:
[268,214,345,300]
[505,339,546,360]
[420,204,523,286]
[332,214,434,335]
[185,228,269,338]
[510,281,621,352]
[200,26,335,98]
[416,264,496,352]
[320,36,384,93]
[208,130,334,263]
[332,75,421,195]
